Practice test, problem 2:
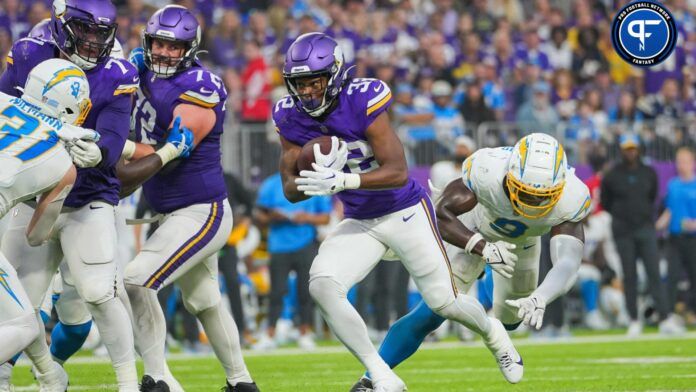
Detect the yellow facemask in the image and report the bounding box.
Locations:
[506,173,565,219]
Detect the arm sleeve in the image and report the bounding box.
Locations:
[95,93,132,168]
[534,234,584,303]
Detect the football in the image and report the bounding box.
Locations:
[297,136,334,172]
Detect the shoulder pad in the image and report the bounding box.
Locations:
[559,172,592,223]
[104,58,139,96]
[343,78,393,123]
[7,37,55,68]
[272,95,295,134]
[176,67,228,109]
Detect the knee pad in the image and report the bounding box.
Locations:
[308,276,346,305]
[181,280,221,315]
[76,282,115,306]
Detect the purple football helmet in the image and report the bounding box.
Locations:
[143,5,201,78]
[283,32,347,117]
[51,0,117,70]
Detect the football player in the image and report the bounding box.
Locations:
[122,6,257,392]
[0,58,100,390]
[276,32,523,392]
[0,0,144,390]
[351,133,590,391]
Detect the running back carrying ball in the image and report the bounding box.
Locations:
[297,135,336,172]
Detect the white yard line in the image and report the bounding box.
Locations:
[15,331,696,365]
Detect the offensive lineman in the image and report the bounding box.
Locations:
[276,32,523,392]
[352,133,591,391]
[0,0,143,390]
[0,59,100,389]
[123,6,257,391]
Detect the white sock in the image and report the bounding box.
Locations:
[309,277,394,381]
[435,294,491,336]
[0,312,38,363]
[196,303,252,385]
[126,284,166,381]
[0,362,13,387]
[86,297,138,389]
[23,313,54,375]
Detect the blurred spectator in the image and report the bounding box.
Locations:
[515,27,551,74]
[240,39,273,178]
[550,69,579,120]
[583,88,609,139]
[601,134,683,337]
[543,25,572,70]
[253,173,332,350]
[431,80,466,151]
[245,10,277,62]
[565,101,600,164]
[392,83,436,165]
[429,135,477,191]
[656,147,696,320]
[571,21,606,85]
[515,81,559,135]
[638,78,685,121]
[477,59,506,119]
[0,0,29,40]
[208,9,245,70]
[608,90,644,136]
[457,80,495,129]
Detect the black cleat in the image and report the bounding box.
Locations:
[349,377,373,392]
[223,381,260,392]
[140,375,170,392]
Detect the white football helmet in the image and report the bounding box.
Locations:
[21,58,92,126]
[506,133,567,219]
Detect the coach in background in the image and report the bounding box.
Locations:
[253,172,332,350]
[656,147,696,325]
[601,134,683,336]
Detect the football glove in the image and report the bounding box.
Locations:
[57,123,100,143]
[68,140,102,168]
[128,47,146,74]
[314,136,347,171]
[296,163,360,196]
[481,241,517,279]
[505,294,547,330]
[156,117,195,164]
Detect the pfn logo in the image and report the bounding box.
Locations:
[612,2,677,67]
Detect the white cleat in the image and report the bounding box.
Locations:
[626,320,642,338]
[36,362,68,392]
[252,333,278,351]
[484,318,524,384]
[0,362,14,392]
[659,314,686,336]
[372,375,406,392]
[297,333,317,351]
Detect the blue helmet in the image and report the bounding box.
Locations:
[283,33,347,117]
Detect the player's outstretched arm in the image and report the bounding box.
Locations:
[506,220,584,329]
[359,112,409,189]
[280,135,311,203]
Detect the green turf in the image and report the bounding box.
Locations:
[11,334,696,391]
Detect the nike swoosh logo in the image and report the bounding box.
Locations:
[200,88,213,94]
[89,205,103,210]
[402,213,415,222]
[523,244,535,250]
[374,84,382,92]
[326,173,336,179]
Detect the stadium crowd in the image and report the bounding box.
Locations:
[0,0,694,354]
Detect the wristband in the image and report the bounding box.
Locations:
[344,173,361,190]
[122,140,136,160]
[154,143,179,165]
[464,232,484,254]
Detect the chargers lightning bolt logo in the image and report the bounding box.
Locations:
[42,67,85,95]
[0,267,24,308]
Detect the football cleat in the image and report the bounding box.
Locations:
[483,318,524,384]
[372,375,406,392]
[140,375,170,392]
[223,381,259,391]
[349,377,373,392]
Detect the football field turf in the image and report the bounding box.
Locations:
[11,332,696,391]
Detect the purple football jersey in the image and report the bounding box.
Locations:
[0,37,139,208]
[643,47,687,94]
[274,78,425,219]
[131,63,228,214]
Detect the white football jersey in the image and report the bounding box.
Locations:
[460,147,591,245]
